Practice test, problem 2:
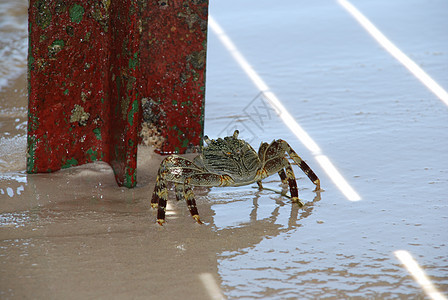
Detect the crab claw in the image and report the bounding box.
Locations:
[192,215,203,224]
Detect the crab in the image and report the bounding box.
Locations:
[151,130,320,225]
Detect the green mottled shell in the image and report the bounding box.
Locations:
[200,135,261,183]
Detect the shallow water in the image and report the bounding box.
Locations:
[207,0,448,298]
[1,0,448,299]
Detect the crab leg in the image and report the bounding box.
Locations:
[262,157,302,204]
[151,155,207,225]
[278,169,287,184]
[184,184,202,224]
[284,164,302,205]
[151,170,169,225]
[184,173,234,224]
[151,167,165,208]
[276,169,288,196]
[280,140,321,191]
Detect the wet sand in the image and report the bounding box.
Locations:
[0,75,301,299]
[0,117,308,299]
[0,71,227,298]
[0,138,222,299]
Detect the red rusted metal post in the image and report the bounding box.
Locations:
[27,0,208,187]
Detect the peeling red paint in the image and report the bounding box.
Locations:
[107,1,141,187]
